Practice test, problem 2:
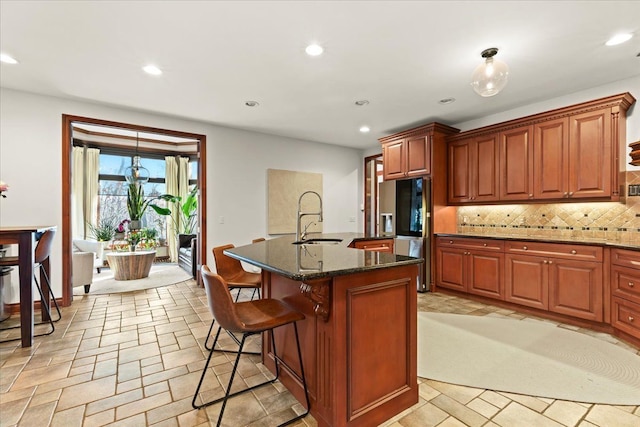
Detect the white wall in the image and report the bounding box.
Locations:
[0,88,364,303]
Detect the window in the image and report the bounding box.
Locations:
[97,153,170,234]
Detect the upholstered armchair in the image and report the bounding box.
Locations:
[72,251,95,293]
[72,239,105,273]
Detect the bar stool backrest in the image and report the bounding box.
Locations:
[212,244,243,279]
[35,229,56,265]
[201,265,244,333]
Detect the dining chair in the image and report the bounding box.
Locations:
[192,265,310,427]
[0,229,60,339]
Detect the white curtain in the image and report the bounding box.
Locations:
[71,146,100,239]
[165,156,179,262]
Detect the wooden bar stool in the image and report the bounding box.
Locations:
[193,266,310,427]
[0,229,60,339]
[208,244,262,352]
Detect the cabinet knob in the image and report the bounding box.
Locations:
[629,316,635,322]
[523,246,528,250]
[543,260,548,264]
[449,240,453,244]
[529,194,533,198]
[569,192,574,197]
[563,192,568,197]
[571,250,577,255]
[629,282,635,287]
[483,243,487,247]
[549,260,553,264]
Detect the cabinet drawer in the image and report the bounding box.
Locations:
[611,265,640,304]
[505,241,602,262]
[612,297,640,339]
[436,237,504,252]
[352,239,394,253]
[611,248,640,269]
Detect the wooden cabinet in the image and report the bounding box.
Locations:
[447,93,635,204]
[505,241,603,322]
[351,238,394,253]
[611,248,640,340]
[381,135,430,180]
[500,125,534,201]
[533,117,568,199]
[448,135,499,203]
[436,237,504,299]
[568,108,612,199]
[380,123,459,181]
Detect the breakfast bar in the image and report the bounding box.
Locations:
[226,233,422,427]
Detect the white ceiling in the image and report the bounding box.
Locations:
[1,1,639,150]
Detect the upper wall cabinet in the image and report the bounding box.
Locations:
[380,123,459,181]
[447,93,636,205]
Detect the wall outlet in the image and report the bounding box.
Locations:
[628,184,640,196]
[219,216,225,224]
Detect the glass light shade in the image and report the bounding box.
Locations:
[471,57,509,97]
[125,156,150,184]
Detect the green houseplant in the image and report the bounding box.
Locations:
[87,217,117,241]
[126,183,173,229]
[167,186,198,235]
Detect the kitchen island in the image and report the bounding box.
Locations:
[225,233,422,427]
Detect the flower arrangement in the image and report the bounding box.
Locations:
[0,181,8,198]
[117,219,130,234]
[126,230,142,247]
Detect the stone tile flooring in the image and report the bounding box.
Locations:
[0,279,639,426]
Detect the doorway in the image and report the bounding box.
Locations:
[61,115,207,305]
[363,154,383,235]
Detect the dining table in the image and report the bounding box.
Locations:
[0,225,57,347]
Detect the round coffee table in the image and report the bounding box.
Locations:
[106,251,156,281]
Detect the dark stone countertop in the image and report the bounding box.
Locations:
[224,232,422,281]
[435,233,640,251]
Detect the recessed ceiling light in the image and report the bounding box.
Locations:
[0,53,18,64]
[606,33,633,46]
[439,98,456,105]
[245,101,259,107]
[355,100,370,106]
[359,126,371,133]
[305,44,324,56]
[143,64,162,75]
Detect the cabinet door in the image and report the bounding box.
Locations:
[437,247,466,291]
[406,135,430,177]
[448,139,472,203]
[383,140,406,180]
[500,126,533,201]
[569,108,612,199]
[533,117,568,199]
[467,251,504,300]
[505,254,548,310]
[548,259,603,321]
[472,134,500,202]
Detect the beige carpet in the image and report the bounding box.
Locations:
[73,263,192,295]
[418,312,640,405]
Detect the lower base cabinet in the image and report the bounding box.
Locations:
[436,237,504,299]
[437,237,605,324]
[611,249,640,340]
[504,254,603,321]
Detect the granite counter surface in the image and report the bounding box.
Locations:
[435,233,640,251]
[225,233,422,281]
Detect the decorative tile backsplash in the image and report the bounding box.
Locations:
[456,172,640,244]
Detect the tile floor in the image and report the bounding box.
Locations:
[0,279,639,427]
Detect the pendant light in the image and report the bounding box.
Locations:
[125,132,150,185]
[471,47,509,97]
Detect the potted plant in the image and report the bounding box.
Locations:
[164,186,198,235]
[87,217,117,260]
[126,229,143,252]
[87,217,117,242]
[126,183,172,230]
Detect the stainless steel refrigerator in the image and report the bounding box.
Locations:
[379,177,430,292]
